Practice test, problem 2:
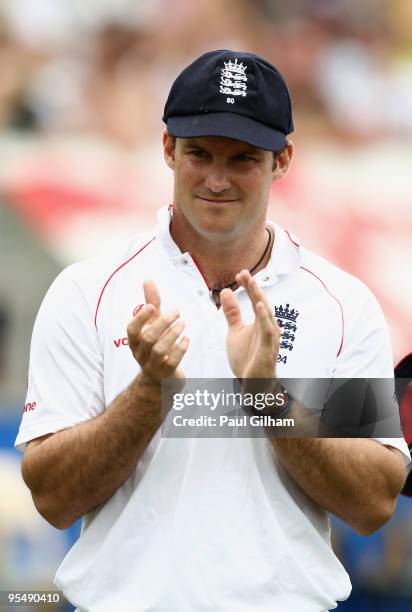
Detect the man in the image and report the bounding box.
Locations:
[16,50,409,611]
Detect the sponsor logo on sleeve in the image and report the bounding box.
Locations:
[23,401,37,413]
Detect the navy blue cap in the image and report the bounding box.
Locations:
[163,50,294,152]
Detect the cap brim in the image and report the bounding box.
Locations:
[167,112,286,152]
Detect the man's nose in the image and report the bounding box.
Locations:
[204,163,231,193]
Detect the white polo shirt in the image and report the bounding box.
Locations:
[16,206,410,612]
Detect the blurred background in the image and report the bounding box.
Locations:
[0,0,411,610]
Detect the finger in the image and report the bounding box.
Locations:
[220,288,243,329]
[137,310,180,363]
[235,270,259,315]
[235,269,250,286]
[127,304,155,342]
[237,270,274,321]
[143,280,161,318]
[256,302,279,348]
[149,320,185,366]
[142,309,180,343]
[245,273,269,309]
[160,336,190,375]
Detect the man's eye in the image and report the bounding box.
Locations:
[235,154,256,162]
[188,150,207,158]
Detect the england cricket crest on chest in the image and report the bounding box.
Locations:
[274,303,299,365]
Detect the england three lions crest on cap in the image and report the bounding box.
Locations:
[220,58,248,101]
[275,303,299,363]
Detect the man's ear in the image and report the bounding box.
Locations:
[163,130,176,171]
[272,139,294,181]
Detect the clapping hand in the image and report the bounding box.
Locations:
[220,270,280,381]
[127,281,189,384]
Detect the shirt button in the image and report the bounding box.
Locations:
[182,259,189,265]
[198,290,204,296]
[263,275,270,282]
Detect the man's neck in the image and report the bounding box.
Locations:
[170,212,273,291]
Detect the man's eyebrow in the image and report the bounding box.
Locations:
[181,140,205,148]
[230,146,265,158]
[233,147,261,155]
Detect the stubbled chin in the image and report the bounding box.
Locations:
[193,214,242,241]
[175,201,242,239]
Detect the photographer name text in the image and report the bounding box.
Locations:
[173,415,295,428]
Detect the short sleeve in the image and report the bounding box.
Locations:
[332,286,410,464]
[333,288,394,378]
[15,265,104,452]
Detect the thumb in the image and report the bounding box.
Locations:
[220,288,243,329]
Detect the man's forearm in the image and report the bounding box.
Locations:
[271,436,407,535]
[22,373,163,529]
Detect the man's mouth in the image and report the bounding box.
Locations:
[196,196,238,204]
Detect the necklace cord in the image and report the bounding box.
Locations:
[211,227,272,297]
